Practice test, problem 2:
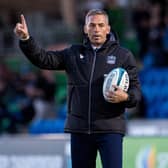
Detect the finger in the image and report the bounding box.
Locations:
[105,91,110,98]
[107,97,116,103]
[16,23,24,29]
[107,90,116,95]
[15,23,24,33]
[21,14,27,28]
[105,92,115,99]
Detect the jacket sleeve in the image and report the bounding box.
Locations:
[19,36,69,70]
[123,51,141,108]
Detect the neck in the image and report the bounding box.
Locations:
[92,44,102,49]
[91,43,102,48]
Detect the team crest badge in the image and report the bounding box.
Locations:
[107,55,116,64]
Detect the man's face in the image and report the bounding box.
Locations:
[84,14,110,47]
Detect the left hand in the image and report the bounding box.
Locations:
[14,14,29,40]
[105,85,129,103]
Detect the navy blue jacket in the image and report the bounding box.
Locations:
[20,33,141,134]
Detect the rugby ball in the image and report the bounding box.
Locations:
[103,67,129,100]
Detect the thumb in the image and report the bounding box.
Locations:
[112,85,120,91]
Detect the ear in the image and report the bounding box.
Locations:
[84,25,88,34]
[107,25,111,34]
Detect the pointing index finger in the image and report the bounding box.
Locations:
[21,14,27,28]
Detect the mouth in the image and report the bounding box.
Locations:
[92,35,101,39]
[93,34,101,37]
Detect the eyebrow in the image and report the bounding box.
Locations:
[89,22,105,25]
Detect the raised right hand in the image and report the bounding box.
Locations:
[14,14,29,40]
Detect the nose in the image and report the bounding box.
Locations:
[94,25,99,32]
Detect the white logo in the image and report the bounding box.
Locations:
[80,54,84,59]
[107,55,116,64]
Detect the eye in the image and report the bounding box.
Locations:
[98,23,105,27]
[89,23,95,28]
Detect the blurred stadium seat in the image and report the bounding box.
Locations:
[140,68,168,118]
[29,104,67,134]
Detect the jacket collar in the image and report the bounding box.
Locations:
[83,30,119,49]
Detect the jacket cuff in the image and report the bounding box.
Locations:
[19,36,32,44]
[124,93,136,107]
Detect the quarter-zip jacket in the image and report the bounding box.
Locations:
[19,33,141,134]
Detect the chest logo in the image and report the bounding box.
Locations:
[107,55,116,64]
[80,54,84,59]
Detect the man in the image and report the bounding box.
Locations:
[14,9,141,168]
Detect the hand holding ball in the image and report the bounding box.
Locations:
[103,68,129,101]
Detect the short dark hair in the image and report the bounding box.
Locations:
[85,9,109,24]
